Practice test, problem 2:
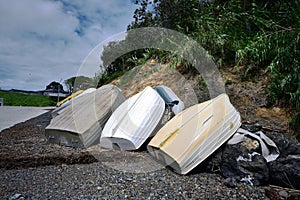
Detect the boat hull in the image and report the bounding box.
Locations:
[154,85,184,115]
[147,93,241,174]
[45,85,125,148]
[100,86,165,151]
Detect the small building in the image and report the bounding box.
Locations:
[43,91,69,98]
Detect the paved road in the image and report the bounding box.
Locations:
[0,106,54,132]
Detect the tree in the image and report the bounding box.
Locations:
[64,77,76,93]
[45,81,64,92]
[126,0,300,132]
[127,0,156,30]
[64,76,96,93]
[100,37,150,76]
[128,0,202,34]
[100,0,300,133]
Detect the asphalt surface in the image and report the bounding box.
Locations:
[0,106,54,132]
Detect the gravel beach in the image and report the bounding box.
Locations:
[1,162,269,199]
[0,111,299,199]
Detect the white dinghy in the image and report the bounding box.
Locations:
[147,93,241,174]
[100,86,165,151]
[45,85,125,148]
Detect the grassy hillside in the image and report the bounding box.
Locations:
[0,91,56,107]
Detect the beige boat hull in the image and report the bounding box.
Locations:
[147,93,241,174]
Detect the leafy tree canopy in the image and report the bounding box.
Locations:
[128,0,300,132]
[100,0,300,133]
[64,76,96,93]
[45,81,64,92]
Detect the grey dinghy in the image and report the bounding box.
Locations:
[154,85,184,115]
[100,86,166,151]
[45,85,125,148]
[148,93,241,174]
[51,88,96,118]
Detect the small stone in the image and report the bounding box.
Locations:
[224,177,236,188]
[244,122,262,132]
[278,190,289,198]
[85,180,94,185]
[61,164,68,169]
[273,107,281,113]
[8,194,22,200]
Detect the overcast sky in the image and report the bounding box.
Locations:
[0,0,137,91]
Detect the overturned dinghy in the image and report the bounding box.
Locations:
[51,88,96,118]
[100,86,165,151]
[154,85,184,115]
[147,93,241,174]
[45,85,125,148]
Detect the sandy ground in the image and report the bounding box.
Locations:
[0,106,54,132]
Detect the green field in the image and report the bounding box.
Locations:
[0,91,56,107]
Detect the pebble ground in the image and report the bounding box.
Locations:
[1,162,270,199]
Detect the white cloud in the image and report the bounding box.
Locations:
[0,0,137,91]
